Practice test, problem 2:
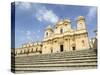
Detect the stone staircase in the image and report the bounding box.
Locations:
[11,49,97,73]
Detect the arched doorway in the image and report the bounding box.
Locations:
[72,43,76,51]
[60,45,63,52]
[72,46,75,50]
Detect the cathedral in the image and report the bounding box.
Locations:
[14,16,90,56]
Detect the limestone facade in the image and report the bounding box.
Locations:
[14,42,42,56]
[13,16,90,56]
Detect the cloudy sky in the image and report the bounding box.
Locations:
[12,2,97,48]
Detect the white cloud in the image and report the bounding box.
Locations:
[15,2,31,10]
[86,7,97,22]
[35,6,59,24]
[15,2,59,24]
[26,30,31,35]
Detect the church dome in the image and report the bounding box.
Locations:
[56,19,71,27]
[45,25,53,31]
[64,19,71,23]
[77,16,85,21]
[57,20,64,25]
[55,19,64,27]
[56,19,65,25]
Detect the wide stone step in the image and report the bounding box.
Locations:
[32,53,96,57]
[14,62,97,68]
[16,57,97,63]
[13,65,97,73]
[15,49,96,58]
[15,59,97,64]
[12,49,97,73]
[27,54,97,60]
[15,56,97,63]
[15,59,97,65]
[16,51,96,58]
[15,53,97,62]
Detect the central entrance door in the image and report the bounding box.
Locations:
[72,46,75,51]
[60,45,63,52]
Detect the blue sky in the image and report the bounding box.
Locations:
[14,2,97,48]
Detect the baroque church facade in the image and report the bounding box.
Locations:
[14,16,90,56]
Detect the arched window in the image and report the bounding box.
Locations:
[51,48,53,53]
[46,32,48,36]
[80,23,82,25]
[82,40,85,46]
[54,40,57,43]
[60,28,63,34]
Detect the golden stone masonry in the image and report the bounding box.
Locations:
[13,16,96,56]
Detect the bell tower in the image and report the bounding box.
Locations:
[76,16,86,30]
[75,16,90,50]
[44,25,53,38]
